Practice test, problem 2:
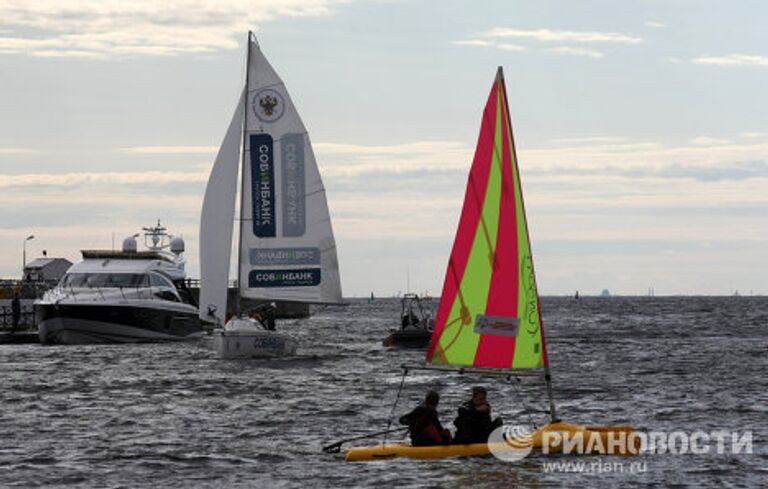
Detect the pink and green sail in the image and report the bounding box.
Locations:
[426,68,549,370]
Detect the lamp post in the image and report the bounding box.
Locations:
[22,235,34,275]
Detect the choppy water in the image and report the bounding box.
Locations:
[1,297,766,488]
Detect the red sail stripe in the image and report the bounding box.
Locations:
[427,83,499,361]
[472,80,519,368]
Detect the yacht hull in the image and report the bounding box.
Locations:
[37,303,203,345]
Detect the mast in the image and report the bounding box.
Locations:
[498,66,558,422]
[236,31,252,317]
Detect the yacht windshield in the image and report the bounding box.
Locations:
[60,273,148,288]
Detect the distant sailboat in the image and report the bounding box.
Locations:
[343,68,638,461]
[199,32,343,358]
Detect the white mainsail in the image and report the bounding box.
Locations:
[239,37,343,304]
[199,34,343,325]
[199,91,244,325]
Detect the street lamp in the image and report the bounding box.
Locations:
[22,235,35,274]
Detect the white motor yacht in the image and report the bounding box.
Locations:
[36,222,202,344]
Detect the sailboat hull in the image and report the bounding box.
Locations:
[212,330,298,358]
[344,422,640,461]
[382,329,432,348]
[210,318,298,358]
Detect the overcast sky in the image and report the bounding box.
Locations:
[1,0,767,296]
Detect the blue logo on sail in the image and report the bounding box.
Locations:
[251,134,276,237]
[249,268,321,288]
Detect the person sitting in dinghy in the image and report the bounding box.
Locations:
[250,303,277,331]
[399,390,452,446]
[453,386,503,444]
[401,309,420,329]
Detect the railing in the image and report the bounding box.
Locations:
[185,278,201,288]
[0,305,36,330]
[183,278,239,289]
[0,280,53,300]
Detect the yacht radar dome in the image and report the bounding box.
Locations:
[122,236,138,253]
[170,237,185,255]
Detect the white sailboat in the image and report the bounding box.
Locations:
[199,32,343,358]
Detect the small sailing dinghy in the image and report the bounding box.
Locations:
[343,68,638,461]
[199,32,343,359]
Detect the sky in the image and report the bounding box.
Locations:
[1,0,767,296]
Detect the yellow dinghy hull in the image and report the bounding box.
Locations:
[344,421,640,462]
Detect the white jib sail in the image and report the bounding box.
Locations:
[239,38,343,304]
[199,90,245,324]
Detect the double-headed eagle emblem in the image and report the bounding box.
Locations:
[259,95,279,116]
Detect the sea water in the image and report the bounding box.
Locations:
[1,297,766,487]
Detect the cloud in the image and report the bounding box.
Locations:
[483,28,643,44]
[120,146,218,154]
[654,160,768,182]
[317,136,768,189]
[522,139,768,175]
[691,54,768,66]
[454,27,641,58]
[547,46,604,58]
[451,39,526,52]
[315,141,472,177]
[451,39,493,47]
[496,43,527,52]
[524,160,768,184]
[0,171,207,188]
[644,21,666,28]
[315,141,466,156]
[548,136,629,145]
[318,137,768,230]
[0,221,203,277]
[662,56,683,64]
[0,147,40,154]
[10,136,767,188]
[0,0,346,58]
[690,136,731,146]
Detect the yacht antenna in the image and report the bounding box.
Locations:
[142,219,171,251]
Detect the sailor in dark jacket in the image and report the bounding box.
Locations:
[399,390,452,446]
[453,386,503,444]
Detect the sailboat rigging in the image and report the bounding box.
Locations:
[199,32,343,358]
